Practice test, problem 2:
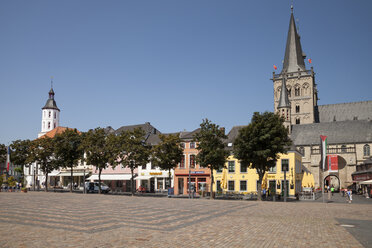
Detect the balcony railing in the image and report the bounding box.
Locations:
[311,147,356,155]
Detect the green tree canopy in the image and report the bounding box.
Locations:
[54,129,83,192]
[0,144,6,163]
[81,128,116,194]
[151,133,183,188]
[10,139,32,166]
[30,136,58,192]
[114,128,150,196]
[195,119,229,199]
[233,112,292,201]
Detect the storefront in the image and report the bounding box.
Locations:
[136,171,171,193]
[352,158,372,196]
[87,174,134,193]
[174,170,211,195]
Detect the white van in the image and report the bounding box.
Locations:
[85,182,110,193]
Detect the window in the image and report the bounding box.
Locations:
[269,165,276,173]
[216,167,223,173]
[364,144,370,157]
[295,105,300,113]
[228,161,235,173]
[299,146,305,156]
[296,118,300,124]
[240,162,247,173]
[281,159,289,172]
[228,181,235,191]
[48,111,51,118]
[190,142,196,149]
[48,122,50,129]
[190,155,196,168]
[54,122,56,129]
[295,86,301,96]
[240,181,247,191]
[287,87,291,97]
[341,145,347,153]
[54,112,56,119]
[179,155,185,168]
[216,180,222,192]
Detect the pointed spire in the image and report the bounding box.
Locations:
[281,8,306,73]
[49,77,55,99]
[277,75,290,109]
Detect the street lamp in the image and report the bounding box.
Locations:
[83,166,86,194]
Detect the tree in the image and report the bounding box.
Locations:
[30,137,58,192]
[54,129,83,192]
[115,128,150,196]
[10,140,33,185]
[151,134,183,189]
[0,144,6,164]
[81,128,116,194]
[195,119,229,199]
[233,112,292,201]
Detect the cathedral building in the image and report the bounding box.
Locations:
[272,7,372,189]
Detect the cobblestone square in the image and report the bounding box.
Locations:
[0,192,371,247]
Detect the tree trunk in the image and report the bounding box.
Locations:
[98,167,102,194]
[44,171,48,192]
[210,169,214,199]
[131,168,134,196]
[257,170,264,201]
[70,166,73,193]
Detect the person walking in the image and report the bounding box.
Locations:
[347,189,352,203]
[331,185,335,196]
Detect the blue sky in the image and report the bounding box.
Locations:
[1,1,371,144]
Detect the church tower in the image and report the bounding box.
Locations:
[38,82,60,138]
[272,6,318,126]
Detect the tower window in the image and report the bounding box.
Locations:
[43,122,45,129]
[48,111,51,118]
[54,122,56,129]
[296,118,300,124]
[54,112,56,119]
[287,87,291,97]
[295,86,301,96]
[48,122,50,129]
[296,105,300,113]
[364,144,370,157]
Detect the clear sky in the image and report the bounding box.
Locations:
[1,1,371,144]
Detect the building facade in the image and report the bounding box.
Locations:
[272,8,372,190]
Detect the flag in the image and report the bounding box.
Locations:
[6,146,11,172]
[308,58,312,64]
[320,135,327,170]
[273,65,277,70]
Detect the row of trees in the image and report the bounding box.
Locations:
[3,111,290,201]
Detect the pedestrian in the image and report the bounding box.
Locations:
[262,188,266,200]
[331,185,335,196]
[347,189,352,203]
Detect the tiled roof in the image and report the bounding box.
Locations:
[317,101,372,123]
[113,122,162,146]
[39,127,75,139]
[291,120,372,145]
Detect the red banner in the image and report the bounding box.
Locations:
[327,155,338,172]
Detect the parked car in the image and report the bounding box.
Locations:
[85,182,110,193]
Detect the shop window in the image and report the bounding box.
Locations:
[281,159,289,172]
[190,155,196,168]
[228,161,235,173]
[190,142,196,149]
[216,180,222,192]
[364,144,370,157]
[240,181,247,191]
[228,181,235,191]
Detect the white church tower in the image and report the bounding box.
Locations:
[38,82,60,137]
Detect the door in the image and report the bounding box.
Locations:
[178,178,184,195]
[150,178,155,193]
[281,180,289,197]
[269,180,276,196]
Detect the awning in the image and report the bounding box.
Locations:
[135,176,151,180]
[59,172,87,177]
[359,179,372,185]
[87,174,133,181]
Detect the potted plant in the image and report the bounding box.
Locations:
[7,176,16,192]
[21,187,28,193]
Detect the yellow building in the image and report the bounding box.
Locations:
[214,150,309,197]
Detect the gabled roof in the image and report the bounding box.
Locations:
[113,122,161,145]
[291,120,372,145]
[281,11,306,73]
[317,101,372,123]
[39,126,77,139]
[179,128,201,140]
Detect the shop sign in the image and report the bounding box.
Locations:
[191,171,205,174]
[267,175,276,179]
[150,172,162,176]
[353,174,372,181]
